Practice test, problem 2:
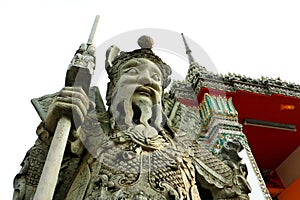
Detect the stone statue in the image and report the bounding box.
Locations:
[13,35,251,200]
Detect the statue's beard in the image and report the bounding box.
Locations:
[110,83,163,131]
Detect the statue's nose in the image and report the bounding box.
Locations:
[138,70,152,85]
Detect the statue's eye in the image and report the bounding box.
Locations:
[151,74,161,81]
[124,68,138,74]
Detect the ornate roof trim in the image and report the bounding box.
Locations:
[186,63,300,98]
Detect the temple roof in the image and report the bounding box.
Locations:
[186,63,300,99]
[175,63,300,172]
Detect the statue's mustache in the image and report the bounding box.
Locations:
[134,86,154,97]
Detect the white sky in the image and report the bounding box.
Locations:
[1,1,300,198]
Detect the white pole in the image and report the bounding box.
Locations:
[33,15,99,199]
[33,116,71,200]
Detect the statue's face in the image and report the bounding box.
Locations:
[118,58,163,106]
[110,58,164,128]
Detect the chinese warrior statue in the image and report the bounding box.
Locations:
[13,21,251,200]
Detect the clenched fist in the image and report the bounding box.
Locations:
[45,87,90,133]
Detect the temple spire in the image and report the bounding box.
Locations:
[181,33,195,64]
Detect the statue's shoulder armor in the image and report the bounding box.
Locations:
[31,86,106,122]
[163,92,201,138]
[31,92,58,122]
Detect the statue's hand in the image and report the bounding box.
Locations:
[45,87,90,133]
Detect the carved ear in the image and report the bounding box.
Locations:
[105,45,120,69]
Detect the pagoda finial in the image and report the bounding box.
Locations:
[181,33,195,64]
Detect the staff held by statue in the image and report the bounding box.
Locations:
[33,15,100,200]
